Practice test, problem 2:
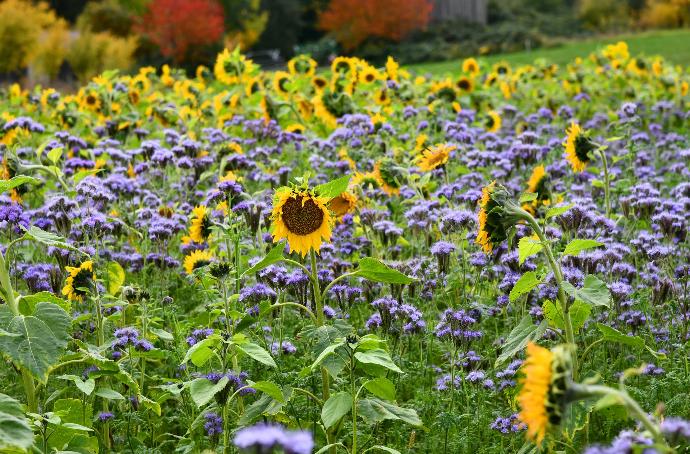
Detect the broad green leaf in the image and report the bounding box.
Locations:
[509,271,542,303]
[495,315,547,366]
[546,204,574,219]
[562,239,604,257]
[310,341,344,370]
[20,225,82,253]
[249,381,284,402]
[18,291,70,314]
[189,377,229,408]
[0,302,71,381]
[0,176,39,195]
[321,392,352,429]
[106,262,125,295]
[47,147,64,164]
[354,350,402,373]
[354,258,415,284]
[596,324,644,349]
[357,398,422,426]
[49,398,93,450]
[542,300,591,333]
[58,375,95,396]
[94,388,125,400]
[519,192,538,203]
[237,342,277,368]
[242,241,286,276]
[138,394,162,416]
[150,327,174,341]
[561,275,611,308]
[367,447,402,454]
[181,336,221,367]
[363,378,396,401]
[0,393,33,451]
[314,175,351,200]
[518,237,542,265]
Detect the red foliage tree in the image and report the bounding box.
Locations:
[139,0,225,63]
[318,0,433,51]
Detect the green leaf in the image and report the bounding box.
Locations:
[18,291,70,314]
[519,192,538,203]
[106,262,125,295]
[561,275,611,308]
[542,300,591,333]
[58,375,95,396]
[20,225,82,253]
[321,392,352,429]
[357,398,422,426]
[367,447,402,454]
[0,176,39,195]
[47,147,64,164]
[314,175,351,200]
[250,381,284,402]
[94,388,125,400]
[495,316,547,366]
[181,336,221,367]
[353,258,415,284]
[363,378,396,401]
[509,271,542,303]
[354,350,403,373]
[518,237,543,265]
[237,342,277,368]
[242,241,286,276]
[0,393,33,451]
[189,377,229,408]
[562,239,604,257]
[596,324,645,349]
[0,302,71,381]
[150,327,174,341]
[546,204,574,219]
[49,398,93,450]
[310,340,345,370]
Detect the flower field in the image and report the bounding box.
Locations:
[1,42,690,453]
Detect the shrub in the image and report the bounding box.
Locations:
[76,0,135,37]
[66,31,138,83]
[318,0,434,51]
[138,0,225,63]
[32,17,70,80]
[219,0,268,51]
[640,0,690,28]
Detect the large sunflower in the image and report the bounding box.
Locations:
[417,144,456,172]
[485,110,502,133]
[184,249,214,275]
[518,342,572,446]
[189,206,213,243]
[62,261,96,302]
[563,122,595,173]
[271,188,333,257]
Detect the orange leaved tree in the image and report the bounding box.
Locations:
[318,0,434,51]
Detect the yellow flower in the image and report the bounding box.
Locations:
[285,123,305,134]
[272,71,291,96]
[288,55,317,76]
[331,56,355,75]
[189,206,213,244]
[271,188,334,257]
[682,81,689,97]
[311,75,328,92]
[462,57,479,75]
[328,191,357,219]
[526,165,546,194]
[184,249,214,275]
[563,122,594,173]
[455,76,474,94]
[214,48,255,85]
[518,342,553,445]
[475,181,497,253]
[373,160,402,196]
[417,143,456,172]
[359,67,380,85]
[485,110,502,133]
[385,56,399,81]
[62,261,96,302]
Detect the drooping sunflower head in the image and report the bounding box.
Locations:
[288,55,317,76]
[328,191,357,219]
[184,249,214,275]
[462,57,480,75]
[374,159,404,196]
[189,205,213,243]
[563,122,595,173]
[518,342,573,446]
[417,143,457,172]
[526,164,548,198]
[485,110,502,133]
[62,260,96,302]
[214,48,255,85]
[272,71,292,96]
[475,181,520,254]
[271,187,334,257]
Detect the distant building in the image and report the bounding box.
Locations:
[431,0,488,25]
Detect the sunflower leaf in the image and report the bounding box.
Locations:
[495,315,547,367]
[353,258,415,284]
[242,241,286,276]
[0,175,39,195]
[314,175,350,200]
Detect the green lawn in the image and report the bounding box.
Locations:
[408,28,690,76]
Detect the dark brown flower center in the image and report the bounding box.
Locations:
[281,195,324,235]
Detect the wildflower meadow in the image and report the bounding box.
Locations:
[1,42,690,453]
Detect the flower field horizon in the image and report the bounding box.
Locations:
[1,41,689,453]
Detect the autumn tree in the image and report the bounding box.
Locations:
[138,0,225,63]
[318,0,434,51]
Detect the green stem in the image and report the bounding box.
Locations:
[271,302,318,325]
[598,148,611,218]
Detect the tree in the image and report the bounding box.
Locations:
[318,0,433,51]
[138,0,225,63]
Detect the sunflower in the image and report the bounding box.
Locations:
[272,71,291,96]
[518,342,572,446]
[311,75,328,92]
[455,76,474,94]
[374,159,403,196]
[475,181,509,254]
[328,191,357,219]
[526,164,548,197]
[493,62,512,76]
[184,249,214,275]
[563,122,595,173]
[287,55,317,76]
[214,48,254,85]
[271,188,333,257]
[385,56,399,82]
[189,206,213,243]
[417,143,456,172]
[462,58,480,75]
[244,77,264,97]
[331,56,355,75]
[62,261,96,302]
[81,90,101,112]
[359,67,380,85]
[285,123,305,134]
[485,110,502,133]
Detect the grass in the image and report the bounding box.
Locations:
[408,28,690,75]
